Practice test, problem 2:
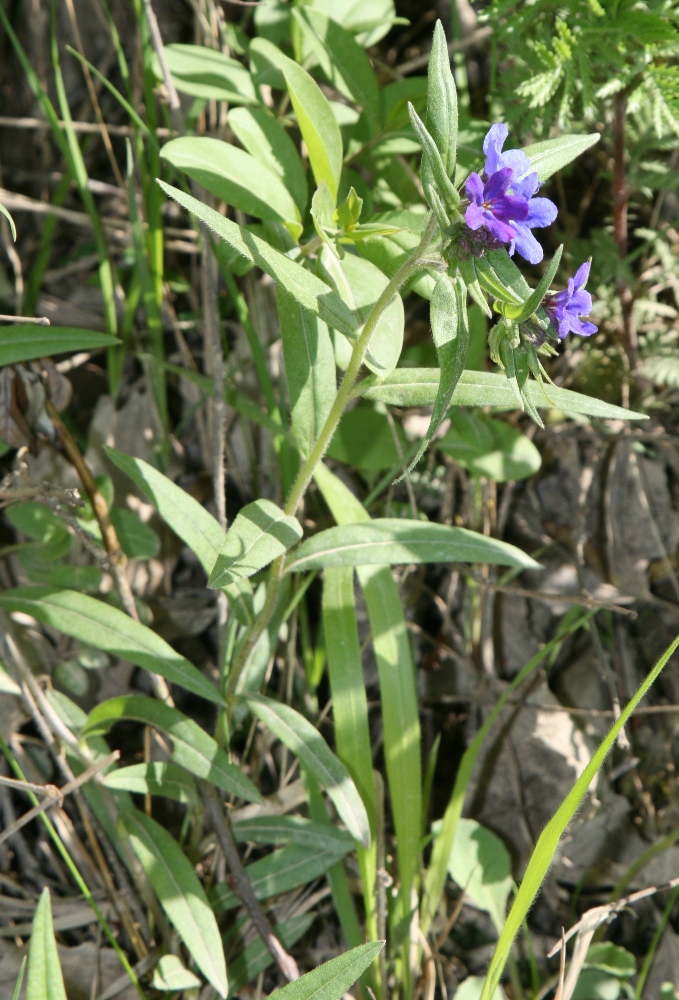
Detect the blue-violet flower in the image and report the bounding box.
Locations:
[544,261,598,339]
[464,123,558,265]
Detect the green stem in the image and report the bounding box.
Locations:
[224,213,437,700]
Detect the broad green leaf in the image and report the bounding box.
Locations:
[270,941,384,1000]
[317,248,404,377]
[309,0,400,46]
[109,508,160,560]
[523,133,600,182]
[152,955,202,992]
[161,44,258,104]
[583,944,636,978]
[231,814,354,851]
[106,447,254,626]
[5,502,70,558]
[248,36,288,90]
[355,226,436,300]
[26,889,67,1000]
[123,810,227,998]
[0,327,118,366]
[229,106,308,213]
[454,978,503,1000]
[292,8,380,127]
[480,632,679,1000]
[208,499,302,589]
[157,181,359,340]
[314,462,421,912]
[438,412,542,482]
[286,519,539,572]
[400,273,468,479]
[447,819,513,934]
[210,841,353,912]
[356,368,649,421]
[160,137,302,240]
[226,914,315,997]
[278,287,337,456]
[0,587,222,706]
[103,763,198,806]
[282,58,343,201]
[243,693,371,847]
[327,406,408,471]
[83,696,262,803]
[423,21,458,183]
[323,567,378,940]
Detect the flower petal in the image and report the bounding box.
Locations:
[465,202,486,230]
[484,166,514,201]
[573,261,591,289]
[500,150,539,197]
[483,124,508,176]
[484,215,516,244]
[569,289,593,314]
[524,196,558,229]
[511,222,544,264]
[573,319,597,336]
[465,172,484,203]
[492,194,529,222]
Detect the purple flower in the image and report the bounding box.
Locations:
[464,124,558,265]
[544,261,598,340]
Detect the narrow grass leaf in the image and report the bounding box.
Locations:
[232,815,354,850]
[523,133,600,182]
[0,587,222,706]
[227,914,315,997]
[270,942,384,1000]
[286,519,539,573]
[243,693,371,847]
[103,763,198,805]
[356,368,648,421]
[0,327,118,366]
[210,842,352,912]
[208,500,302,588]
[157,181,358,339]
[26,889,67,1000]
[282,58,343,201]
[123,810,227,998]
[83,696,262,803]
[480,631,679,1000]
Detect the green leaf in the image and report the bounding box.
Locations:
[161,44,258,104]
[152,954,202,992]
[160,137,302,240]
[480,632,679,1000]
[248,36,288,91]
[501,244,563,322]
[447,819,513,934]
[123,810,227,998]
[278,286,337,457]
[327,406,408,471]
[408,102,459,213]
[267,943,384,1000]
[583,944,636,978]
[282,58,343,201]
[0,587,223,706]
[229,106,309,214]
[400,273,468,479]
[454,977,503,1000]
[285,518,539,572]
[5,502,70,558]
[210,841,353,912]
[231,814,354,851]
[208,499,302,589]
[26,889,67,1000]
[102,762,198,806]
[106,447,254,626]
[10,957,26,1000]
[109,508,160,560]
[243,693,371,847]
[0,327,118,366]
[317,248,404,377]
[157,181,359,340]
[0,201,16,241]
[83,696,262,803]
[356,368,649,421]
[438,412,542,482]
[523,132,600,182]
[423,20,458,183]
[292,8,380,127]
[227,915,314,997]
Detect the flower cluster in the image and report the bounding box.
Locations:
[544,261,597,339]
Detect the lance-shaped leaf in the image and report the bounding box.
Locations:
[397,273,468,480]
[161,43,258,104]
[157,181,358,340]
[227,914,315,996]
[106,447,254,626]
[103,762,198,806]
[123,810,227,998]
[243,693,371,847]
[0,587,222,706]
[26,889,67,1000]
[231,814,354,851]
[458,258,492,317]
[282,58,343,201]
[523,133,600,182]
[266,943,384,1000]
[161,137,302,240]
[0,327,118,367]
[355,368,648,421]
[208,500,302,589]
[285,519,539,573]
[422,20,458,190]
[83,696,262,803]
[501,245,563,322]
[229,106,308,214]
[408,103,459,214]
